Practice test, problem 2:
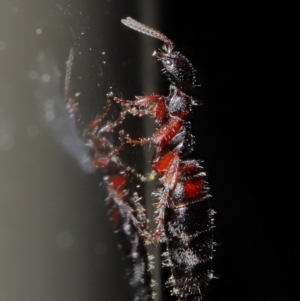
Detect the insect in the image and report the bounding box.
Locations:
[64,49,154,301]
[112,17,216,301]
[63,17,216,301]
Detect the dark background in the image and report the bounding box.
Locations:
[0,1,297,301]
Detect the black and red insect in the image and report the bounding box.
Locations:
[113,17,216,301]
[64,17,216,301]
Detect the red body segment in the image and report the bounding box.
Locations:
[183,177,203,200]
[152,151,177,174]
[107,174,126,190]
[156,97,167,123]
[153,119,183,148]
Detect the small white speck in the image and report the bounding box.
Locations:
[56,232,73,249]
[102,61,106,64]
[36,28,42,35]
[136,185,140,188]
[81,32,85,35]
[75,92,81,97]
[102,51,106,55]
[28,71,38,80]
[41,74,51,82]
[0,41,6,51]
[27,124,39,137]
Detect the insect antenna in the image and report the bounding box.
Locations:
[64,48,79,120]
[64,48,75,103]
[121,17,174,47]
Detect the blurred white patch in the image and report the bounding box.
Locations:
[34,51,95,173]
[41,73,51,82]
